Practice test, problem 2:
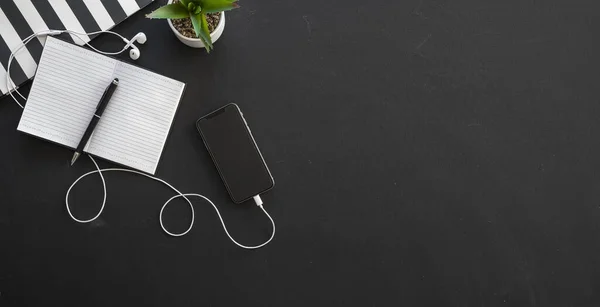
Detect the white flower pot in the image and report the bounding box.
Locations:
[167,11,226,49]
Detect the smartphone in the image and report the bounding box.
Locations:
[196,103,274,203]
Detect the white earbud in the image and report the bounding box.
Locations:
[121,32,146,60]
[134,32,147,44]
[129,48,140,60]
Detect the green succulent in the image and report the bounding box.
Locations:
[146,0,239,52]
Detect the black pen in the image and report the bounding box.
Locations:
[71,78,119,165]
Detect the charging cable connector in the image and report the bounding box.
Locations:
[253,195,263,207]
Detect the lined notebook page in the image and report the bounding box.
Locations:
[17,37,185,174]
[85,61,184,174]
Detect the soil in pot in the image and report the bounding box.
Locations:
[171,13,221,38]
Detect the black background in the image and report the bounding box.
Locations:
[1,0,599,306]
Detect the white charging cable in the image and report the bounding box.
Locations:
[6,29,276,249]
[66,155,275,249]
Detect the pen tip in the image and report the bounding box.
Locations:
[71,152,80,166]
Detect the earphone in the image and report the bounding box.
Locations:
[120,32,147,60]
[6,29,146,108]
[25,29,145,59]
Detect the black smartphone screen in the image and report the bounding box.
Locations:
[196,104,274,203]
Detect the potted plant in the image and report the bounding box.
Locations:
[146,0,239,52]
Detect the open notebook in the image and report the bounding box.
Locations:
[17,36,186,174]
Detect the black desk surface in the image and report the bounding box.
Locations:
[1,0,599,306]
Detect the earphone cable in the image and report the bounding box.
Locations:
[7,29,143,108]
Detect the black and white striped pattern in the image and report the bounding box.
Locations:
[0,0,154,96]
